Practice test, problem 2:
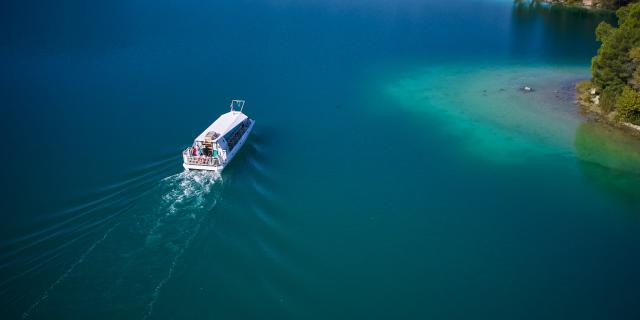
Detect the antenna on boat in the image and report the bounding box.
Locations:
[230,99,245,113]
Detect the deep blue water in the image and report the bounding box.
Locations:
[2,0,640,319]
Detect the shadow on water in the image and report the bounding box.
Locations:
[510,0,615,62]
[575,121,640,207]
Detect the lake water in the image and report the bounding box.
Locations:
[2,0,640,319]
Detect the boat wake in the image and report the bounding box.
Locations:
[142,171,221,319]
[164,171,221,214]
[20,170,223,319]
[21,222,120,319]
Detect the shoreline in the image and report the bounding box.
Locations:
[541,0,615,12]
[575,81,640,137]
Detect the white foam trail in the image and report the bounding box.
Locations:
[22,223,119,319]
[142,171,222,319]
[146,171,221,241]
[161,171,220,213]
[142,202,214,320]
[104,171,222,301]
[23,171,221,319]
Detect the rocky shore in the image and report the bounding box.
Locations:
[543,0,615,9]
[576,81,640,136]
[542,0,630,10]
[544,0,595,8]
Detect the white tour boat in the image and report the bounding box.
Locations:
[182,100,255,171]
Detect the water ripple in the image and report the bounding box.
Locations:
[21,222,120,319]
[6,155,222,319]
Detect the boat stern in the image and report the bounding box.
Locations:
[182,162,223,171]
[182,148,224,171]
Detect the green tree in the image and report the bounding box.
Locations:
[591,2,640,111]
[601,85,619,112]
[616,86,640,123]
[630,47,640,90]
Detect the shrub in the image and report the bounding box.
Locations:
[600,85,620,112]
[616,86,640,124]
[630,47,640,90]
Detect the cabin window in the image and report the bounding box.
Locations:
[224,119,250,150]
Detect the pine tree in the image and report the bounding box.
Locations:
[591,2,640,119]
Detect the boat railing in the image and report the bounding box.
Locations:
[183,147,220,166]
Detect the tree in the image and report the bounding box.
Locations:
[630,47,640,90]
[616,86,640,123]
[601,85,619,112]
[591,2,640,112]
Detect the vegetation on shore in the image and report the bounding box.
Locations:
[576,2,640,126]
[545,0,639,10]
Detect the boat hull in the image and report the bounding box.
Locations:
[182,163,224,171]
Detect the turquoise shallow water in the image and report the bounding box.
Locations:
[2,0,640,319]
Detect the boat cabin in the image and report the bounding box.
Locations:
[182,100,253,169]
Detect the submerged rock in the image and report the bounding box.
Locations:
[521,86,534,92]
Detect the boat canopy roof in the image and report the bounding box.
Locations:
[195,111,248,143]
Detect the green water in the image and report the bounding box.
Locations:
[1,0,640,319]
[381,64,585,162]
